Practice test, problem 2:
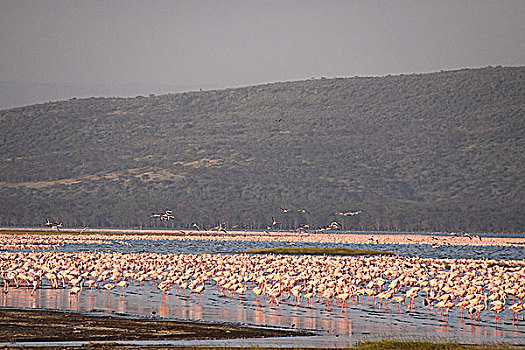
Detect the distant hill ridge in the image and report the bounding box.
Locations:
[1,66,524,232]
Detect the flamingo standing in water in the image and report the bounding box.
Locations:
[69,284,82,305]
[435,299,455,324]
[509,302,524,323]
[104,283,115,297]
[117,280,128,295]
[190,283,205,303]
[253,286,264,306]
[490,299,505,324]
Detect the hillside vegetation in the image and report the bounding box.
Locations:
[1,66,524,232]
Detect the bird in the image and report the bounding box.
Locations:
[161,210,175,221]
[280,207,290,213]
[191,223,201,231]
[151,210,174,221]
[117,280,128,295]
[191,284,205,303]
[435,299,455,323]
[44,219,63,231]
[211,221,227,233]
[462,232,473,240]
[490,299,505,323]
[336,211,362,216]
[104,283,115,296]
[329,221,341,230]
[297,209,310,214]
[271,217,280,227]
[509,302,524,323]
[392,296,406,312]
[69,285,82,296]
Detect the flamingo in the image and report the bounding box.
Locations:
[117,280,128,295]
[191,283,205,303]
[376,290,393,309]
[335,291,351,310]
[279,207,290,213]
[392,296,405,312]
[104,283,115,296]
[469,297,487,323]
[435,300,455,324]
[69,284,83,305]
[253,286,264,306]
[509,302,524,323]
[69,285,82,296]
[405,287,420,309]
[335,211,362,216]
[490,299,505,324]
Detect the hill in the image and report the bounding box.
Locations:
[1,66,524,232]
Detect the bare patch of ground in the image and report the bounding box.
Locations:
[0,308,310,343]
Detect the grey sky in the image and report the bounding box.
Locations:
[1,0,524,108]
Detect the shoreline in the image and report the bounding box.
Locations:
[1,308,523,350]
[0,307,313,343]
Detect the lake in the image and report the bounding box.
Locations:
[1,229,524,347]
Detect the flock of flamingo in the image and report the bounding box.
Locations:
[1,230,524,250]
[1,231,524,328]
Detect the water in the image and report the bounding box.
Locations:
[59,238,524,261]
[2,277,524,347]
[1,231,525,347]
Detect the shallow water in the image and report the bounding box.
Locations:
[2,278,524,347]
[1,231,525,347]
[56,237,525,261]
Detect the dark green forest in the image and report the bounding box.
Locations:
[1,66,524,233]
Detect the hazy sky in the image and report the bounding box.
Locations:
[1,0,524,107]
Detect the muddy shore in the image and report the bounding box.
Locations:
[0,308,312,343]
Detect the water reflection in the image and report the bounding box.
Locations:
[1,280,524,346]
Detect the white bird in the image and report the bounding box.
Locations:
[336,210,362,216]
[329,221,341,230]
[44,219,63,231]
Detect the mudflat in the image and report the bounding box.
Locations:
[0,308,310,342]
